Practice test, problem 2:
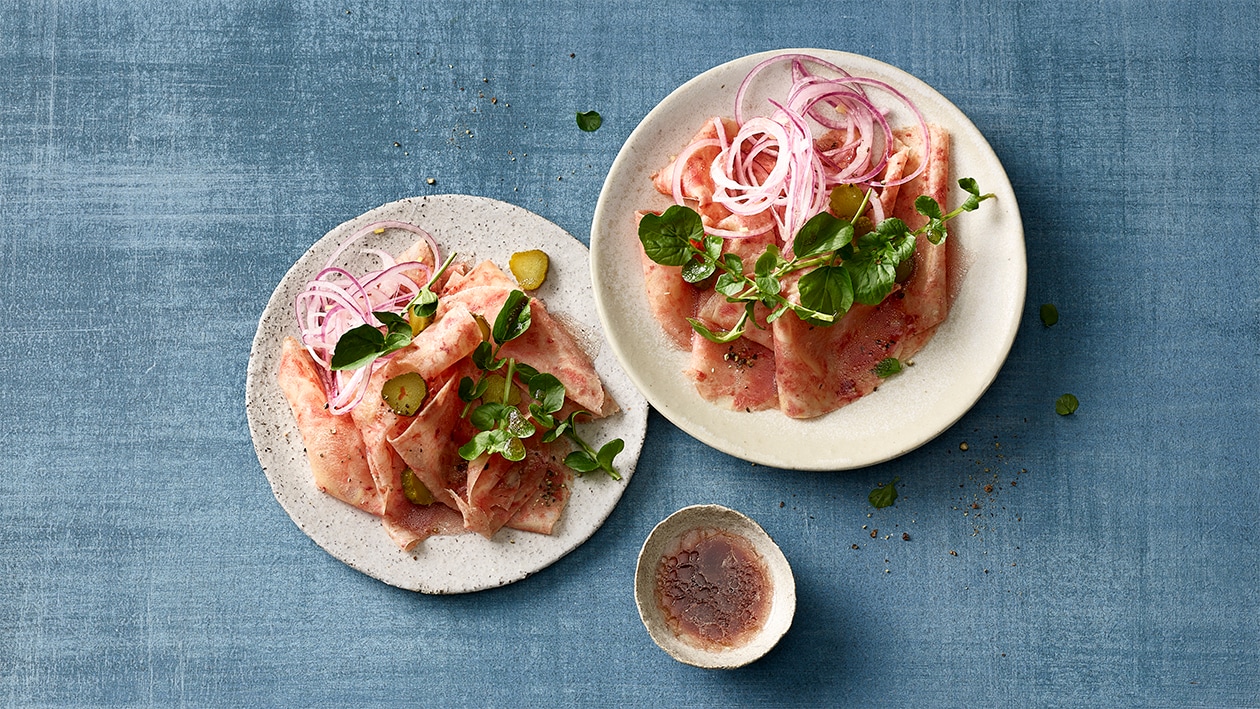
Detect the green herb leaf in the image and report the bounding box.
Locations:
[1055,393,1079,416]
[681,257,716,283]
[330,324,387,371]
[564,450,601,473]
[715,271,745,298]
[471,341,500,371]
[457,376,490,403]
[504,408,536,439]
[1040,303,1059,327]
[513,362,540,386]
[797,265,853,325]
[869,476,900,508]
[874,357,902,378]
[470,402,512,431]
[526,373,566,415]
[792,211,853,257]
[914,195,943,220]
[638,206,703,267]
[754,244,782,277]
[410,288,439,319]
[596,438,625,478]
[686,304,751,344]
[576,110,602,132]
[492,291,532,344]
[845,256,898,306]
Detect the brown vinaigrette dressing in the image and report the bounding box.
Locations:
[654,528,772,650]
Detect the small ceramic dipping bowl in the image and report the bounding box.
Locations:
[634,505,795,669]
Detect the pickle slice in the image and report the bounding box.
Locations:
[472,313,492,341]
[381,372,427,416]
[400,468,434,505]
[481,373,522,406]
[509,250,549,290]
[829,184,866,221]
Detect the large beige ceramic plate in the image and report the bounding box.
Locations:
[590,49,1025,471]
[246,195,648,593]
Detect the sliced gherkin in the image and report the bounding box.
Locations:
[381,372,427,416]
[400,468,434,505]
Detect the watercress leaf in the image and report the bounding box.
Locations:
[868,477,900,508]
[382,330,412,355]
[492,290,532,343]
[1055,393,1079,416]
[892,234,917,264]
[470,402,511,431]
[914,195,943,220]
[564,450,601,474]
[797,265,853,325]
[703,234,723,261]
[513,362,540,385]
[576,110,602,132]
[754,244,781,278]
[527,373,566,414]
[846,257,897,306]
[722,253,743,273]
[471,341,497,371]
[755,273,780,304]
[793,211,852,257]
[1040,303,1059,327]
[873,357,902,378]
[529,405,556,431]
[924,218,947,245]
[458,376,478,403]
[411,288,439,318]
[715,272,745,298]
[596,438,624,476]
[374,311,408,330]
[687,317,746,344]
[874,216,909,242]
[458,433,491,461]
[330,324,386,371]
[638,206,703,267]
[959,177,980,196]
[681,257,717,283]
[766,303,791,324]
[504,408,536,439]
[501,436,527,462]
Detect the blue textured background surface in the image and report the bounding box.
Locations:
[2,1,1258,706]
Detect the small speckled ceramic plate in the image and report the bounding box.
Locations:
[590,49,1026,470]
[245,195,648,594]
[635,505,795,669]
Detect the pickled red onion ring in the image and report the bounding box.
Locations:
[669,53,932,241]
[293,221,441,414]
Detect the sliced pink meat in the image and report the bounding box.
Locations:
[635,211,700,350]
[441,286,606,414]
[277,337,383,515]
[450,442,554,538]
[381,495,468,550]
[772,124,951,419]
[382,301,483,383]
[651,118,740,205]
[685,323,779,413]
[505,451,573,535]
[387,363,474,513]
[441,259,516,295]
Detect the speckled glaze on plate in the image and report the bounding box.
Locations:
[245,195,648,594]
[590,49,1026,471]
[634,505,795,669]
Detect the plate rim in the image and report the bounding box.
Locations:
[589,48,1026,471]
